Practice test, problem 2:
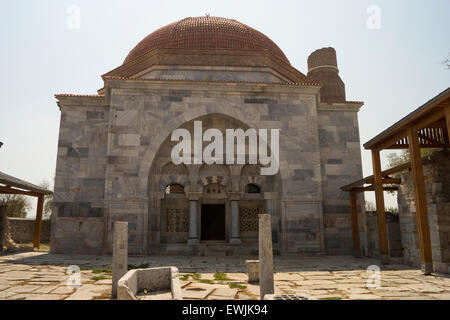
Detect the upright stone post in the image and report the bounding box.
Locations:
[259,214,274,300]
[112,221,128,299]
[188,200,199,244]
[230,200,241,243]
[0,205,7,252]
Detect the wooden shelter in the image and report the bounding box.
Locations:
[0,171,53,249]
[342,87,450,275]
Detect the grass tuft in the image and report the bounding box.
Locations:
[229,283,247,289]
[127,263,149,270]
[91,275,110,281]
[199,279,214,284]
[180,274,189,281]
[214,272,231,281]
[180,273,202,281]
[92,268,112,274]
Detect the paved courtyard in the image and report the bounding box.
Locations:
[0,251,449,300]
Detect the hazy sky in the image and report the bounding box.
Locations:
[0,0,449,217]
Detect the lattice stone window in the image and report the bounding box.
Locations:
[166,208,189,232]
[239,207,261,232]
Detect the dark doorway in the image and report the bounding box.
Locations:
[201,204,225,240]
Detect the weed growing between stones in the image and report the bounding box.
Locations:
[92,268,112,274]
[199,279,214,284]
[180,273,202,281]
[214,273,231,281]
[229,283,247,289]
[91,275,110,281]
[127,263,149,270]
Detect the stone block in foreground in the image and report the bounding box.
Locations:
[117,266,182,300]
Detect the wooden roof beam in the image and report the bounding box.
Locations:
[0,185,41,197]
[349,185,399,193]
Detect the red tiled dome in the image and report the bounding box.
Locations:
[123,16,290,65]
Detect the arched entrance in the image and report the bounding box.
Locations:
[146,113,282,254]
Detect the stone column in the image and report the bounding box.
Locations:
[0,205,7,253]
[188,200,199,244]
[112,221,128,299]
[259,214,274,300]
[230,200,241,244]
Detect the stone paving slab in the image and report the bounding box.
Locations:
[26,294,67,300]
[212,287,238,298]
[0,252,449,300]
[182,288,212,299]
[65,284,111,300]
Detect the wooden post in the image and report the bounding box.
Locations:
[371,149,389,264]
[350,191,361,257]
[33,195,44,249]
[0,205,7,252]
[445,106,450,144]
[408,126,433,275]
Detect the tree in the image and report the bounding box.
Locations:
[365,200,376,212]
[443,53,450,69]
[386,206,399,213]
[385,148,437,195]
[0,194,31,218]
[39,180,54,220]
[386,149,436,169]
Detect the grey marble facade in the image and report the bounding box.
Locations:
[51,78,363,256]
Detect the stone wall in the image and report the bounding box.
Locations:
[52,78,364,256]
[397,150,450,273]
[366,211,402,258]
[317,104,364,255]
[103,81,324,255]
[397,186,420,267]
[51,99,109,255]
[7,218,51,243]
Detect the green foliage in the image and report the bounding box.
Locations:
[229,283,247,289]
[39,180,53,220]
[0,178,54,219]
[92,268,112,274]
[0,194,31,218]
[386,150,410,169]
[214,272,231,281]
[365,201,376,212]
[385,149,437,195]
[190,273,201,280]
[386,149,437,169]
[199,279,214,284]
[91,275,110,281]
[386,206,399,213]
[180,273,202,281]
[127,263,150,270]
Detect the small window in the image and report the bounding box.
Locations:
[165,184,184,195]
[246,184,261,194]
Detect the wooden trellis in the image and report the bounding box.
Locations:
[342,87,450,275]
